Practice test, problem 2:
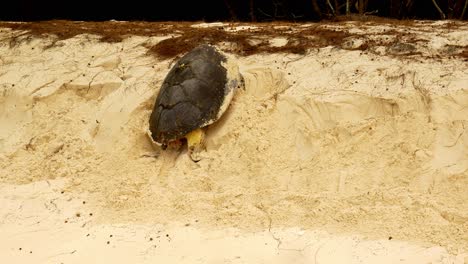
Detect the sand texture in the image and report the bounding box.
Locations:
[0,20,467,263]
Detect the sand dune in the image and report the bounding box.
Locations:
[0,21,467,263]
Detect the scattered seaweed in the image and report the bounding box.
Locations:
[0,19,466,60]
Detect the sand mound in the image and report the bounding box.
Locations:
[0,21,467,262]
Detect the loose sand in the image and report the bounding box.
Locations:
[0,20,467,263]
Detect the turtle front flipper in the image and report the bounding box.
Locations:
[186,128,205,162]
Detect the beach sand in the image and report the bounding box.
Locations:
[0,20,467,263]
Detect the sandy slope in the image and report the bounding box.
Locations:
[0,21,467,263]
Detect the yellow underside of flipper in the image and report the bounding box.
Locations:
[186,128,205,161]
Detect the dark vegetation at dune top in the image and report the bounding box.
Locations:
[1,0,467,60]
[1,19,467,62]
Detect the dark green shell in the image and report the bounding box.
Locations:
[148,44,232,146]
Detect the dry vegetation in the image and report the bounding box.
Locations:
[0,19,467,60]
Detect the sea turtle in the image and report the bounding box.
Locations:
[148,44,244,161]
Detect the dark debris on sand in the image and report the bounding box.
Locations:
[0,19,466,60]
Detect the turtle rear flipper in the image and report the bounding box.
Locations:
[186,128,205,162]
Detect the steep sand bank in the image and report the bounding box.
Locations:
[0,20,467,263]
